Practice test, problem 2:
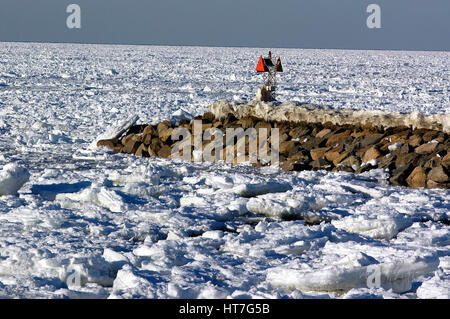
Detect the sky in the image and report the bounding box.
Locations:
[0,0,449,51]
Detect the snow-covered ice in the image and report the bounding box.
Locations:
[0,42,448,299]
[0,163,30,196]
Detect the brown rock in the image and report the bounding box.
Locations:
[178,119,190,126]
[288,150,310,162]
[142,133,153,145]
[121,134,136,146]
[324,144,344,163]
[202,112,215,123]
[316,128,332,139]
[433,133,446,144]
[442,153,450,170]
[357,133,385,149]
[123,139,141,154]
[355,163,377,174]
[279,161,295,171]
[380,141,401,153]
[340,155,361,168]
[142,125,155,137]
[333,166,354,173]
[125,124,147,135]
[428,166,449,183]
[157,144,172,158]
[280,140,297,157]
[385,130,410,143]
[255,121,272,131]
[362,146,382,163]
[158,127,174,143]
[135,144,149,157]
[415,141,439,154]
[301,137,324,151]
[212,121,222,128]
[406,166,426,188]
[378,154,396,170]
[237,117,255,129]
[331,150,353,166]
[289,126,310,139]
[422,130,439,142]
[157,120,172,133]
[351,130,372,138]
[279,133,290,143]
[408,135,423,147]
[280,160,311,172]
[311,158,332,170]
[426,179,449,189]
[325,131,351,147]
[96,139,117,149]
[395,152,419,167]
[223,115,238,127]
[149,137,163,154]
[310,147,331,161]
[393,143,413,155]
[389,164,413,186]
[423,156,442,169]
[147,145,157,157]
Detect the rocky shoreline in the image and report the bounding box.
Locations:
[97,111,450,189]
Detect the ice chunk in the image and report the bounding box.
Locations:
[110,265,159,299]
[59,256,116,287]
[232,181,291,197]
[332,214,414,240]
[268,254,439,294]
[55,185,125,213]
[416,270,450,299]
[0,163,30,196]
[246,196,306,219]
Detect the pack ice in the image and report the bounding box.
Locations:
[0,42,448,299]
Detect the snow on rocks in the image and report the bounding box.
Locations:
[0,163,30,196]
[93,114,139,149]
[209,99,450,133]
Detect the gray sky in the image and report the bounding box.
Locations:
[0,0,449,50]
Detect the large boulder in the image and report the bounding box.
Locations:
[415,141,439,155]
[406,166,426,188]
[428,166,449,183]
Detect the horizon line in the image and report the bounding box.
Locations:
[1,40,449,54]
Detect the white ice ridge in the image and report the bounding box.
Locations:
[208,100,450,133]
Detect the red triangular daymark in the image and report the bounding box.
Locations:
[256,56,267,72]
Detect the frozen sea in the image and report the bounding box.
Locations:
[0,42,449,299]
